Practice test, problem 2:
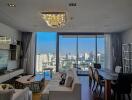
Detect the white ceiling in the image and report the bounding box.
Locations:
[0,0,132,32]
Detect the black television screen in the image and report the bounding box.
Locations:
[0,67,7,75]
[0,50,8,75]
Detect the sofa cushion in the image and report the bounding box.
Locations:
[41,68,81,100]
[64,75,74,87]
[59,73,66,85]
[42,85,57,94]
[41,94,49,100]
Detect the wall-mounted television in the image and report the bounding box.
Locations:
[0,50,8,75]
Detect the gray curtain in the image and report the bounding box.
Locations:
[111,33,122,70]
[20,32,36,74]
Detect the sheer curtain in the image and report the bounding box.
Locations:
[20,32,36,74]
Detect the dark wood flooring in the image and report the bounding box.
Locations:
[80,76,92,100]
[79,76,101,100]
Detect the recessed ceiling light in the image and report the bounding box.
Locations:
[8,3,16,7]
[70,17,74,20]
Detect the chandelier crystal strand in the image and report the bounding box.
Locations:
[41,12,66,28]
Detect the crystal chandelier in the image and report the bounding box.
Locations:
[41,12,66,28]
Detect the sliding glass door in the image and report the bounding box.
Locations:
[58,34,105,73]
[97,35,105,68]
[36,32,56,74]
[36,32,105,74]
[59,35,77,72]
[78,35,96,71]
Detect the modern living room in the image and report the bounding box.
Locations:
[0,0,132,100]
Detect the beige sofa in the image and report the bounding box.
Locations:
[41,68,81,100]
[0,87,32,100]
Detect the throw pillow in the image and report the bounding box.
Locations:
[0,84,14,90]
[60,73,66,79]
[59,78,65,85]
[65,75,74,87]
[59,73,66,85]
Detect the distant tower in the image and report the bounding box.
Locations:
[84,53,89,60]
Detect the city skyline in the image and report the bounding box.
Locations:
[36,50,104,72]
[36,32,105,72]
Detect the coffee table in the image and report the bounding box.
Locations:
[16,74,44,92]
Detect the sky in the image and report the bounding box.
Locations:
[36,32,56,54]
[36,32,104,55]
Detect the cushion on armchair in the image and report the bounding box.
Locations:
[0,84,14,90]
[65,75,74,87]
[0,89,15,100]
[41,68,81,100]
[59,73,66,85]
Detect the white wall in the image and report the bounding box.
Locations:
[105,34,113,70]
[0,22,21,70]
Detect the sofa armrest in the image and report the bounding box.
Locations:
[13,87,31,100]
[41,86,72,100]
[49,86,72,92]
[49,90,73,100]
[48,86,73,100]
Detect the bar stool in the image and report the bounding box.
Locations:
[94,63,101,69]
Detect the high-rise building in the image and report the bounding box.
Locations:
[84,53,90,60]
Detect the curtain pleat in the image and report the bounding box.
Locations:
[20,32,35,74]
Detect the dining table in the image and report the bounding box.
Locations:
[98,68,118,100]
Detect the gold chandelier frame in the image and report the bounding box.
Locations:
[41,12,66,28]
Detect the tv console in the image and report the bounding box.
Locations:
[0,69,24,83]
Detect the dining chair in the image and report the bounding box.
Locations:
[111,66,122,85]
[93,69,104,97]
[88,66,94,90]
[112,73,132,100]
[115,66,122,73]
[94,63,101,69]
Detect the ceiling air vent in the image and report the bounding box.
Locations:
[69,3,77,7]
